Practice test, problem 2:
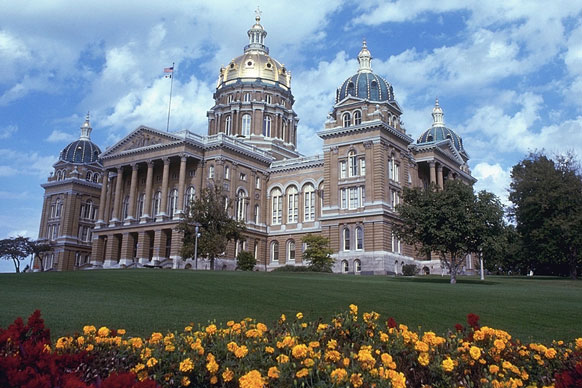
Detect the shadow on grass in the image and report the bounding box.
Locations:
[393,276,498,285]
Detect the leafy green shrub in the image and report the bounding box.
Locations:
[236,251,256,271]
[402,263,419,276]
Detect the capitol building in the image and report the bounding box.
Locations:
[36,13,475,274]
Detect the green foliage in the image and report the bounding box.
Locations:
[0,236,49,273]
[394,181,505,284]
[509,152,582,279]
[302,234,334,272]
[176,183,245,270]
[236,251,256,271]
[483,225,526,275]
[271,265,314,272]
[401,264,419,276]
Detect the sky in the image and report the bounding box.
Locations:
[1,1,581,272]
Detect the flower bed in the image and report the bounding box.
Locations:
[1,306,581,387]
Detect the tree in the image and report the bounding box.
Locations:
[0,236,34,273]
[236,251,256,271]
[176,183,245,270]
[302,234,334,272]
[509,152,582,279]
[28,240,53,271]
[394,180,504,284]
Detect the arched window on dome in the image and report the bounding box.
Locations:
[427,133,433,142]
[225,116,232,135]
[354,110,362,125]
[347,82,355,96]
[242,114,251,136]
[263,116,272,137]
[342,112,351,127]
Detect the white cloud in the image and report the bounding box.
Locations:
[0,125,17,139]
[0,165,18,176]
[46,129,75,143]
[0,148,56,178]
[472,162,511,205]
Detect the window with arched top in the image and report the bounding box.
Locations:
[86,171,92,181]
[342,112,351,127]
[137,193,145,218]
[343,227,350,251]
[348,150,357,177]
[254,204,260,224]
[356,226,363,250]
[354,110,362,125]
[263,116,272,137]
[347,82,355,96]
[287,186,298,223]
[152,191,162,216]
[92,173,100,183]
[287,240,295,263]
[282,120,287,142]
[271,241,279,262]
[303,184,315,222]
[342,260,349,273]
[122,195,130,220]
[168,189,178,218]
[271,188,282,225]
[236,189,247,221]
[354,259,361,273]
[225,116,232,135]
[55,198,63,218]
[242,114,251,136]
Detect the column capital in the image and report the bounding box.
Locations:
[163,157,171,165]
[428,161,436,167]
[180,154,188,162]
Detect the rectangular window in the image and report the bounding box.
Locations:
[240,173,247,181]
[394,163,399,182]
[360,186,365,207]
[272,196,282,225]
[392,232,402,253]
[340,188,347,209]
[340,161,346,179]
[255,176,260,189]
[225,166,230,180]
[265,94,272,104]
[304,191,315,221]
[360,158,366,176]
[209,165,214,179]
[349,187,359,209]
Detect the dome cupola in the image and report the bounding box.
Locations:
[417,99,467,157]
[59,113,102,164]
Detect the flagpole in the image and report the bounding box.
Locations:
[166,62,174,132]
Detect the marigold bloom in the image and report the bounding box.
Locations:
[222,368,234,382]
[277,354,290,364]
[325,350,341,363]
[205,324,217,335]
[442,357,454,372]
[415,341,429,352]
[343,357,350,367]
[181,376,191,387]
[268,366,280,379]
[470,346,481,360]
[146,357,158,368]
[357,347,376,370]
[86,344,94,351]
[349,304,358,315]
[83,325,96,335]
[494,339,506,351]
[210,375,218,385]
[179,358,194,373]
[309,341,320,348]
[235,345,249,358]
[265,346,274,354]
[130,337,144,349]
[545,348,557,359]
[257,322,267,332]
[296,368,309,378]
[206,353,219,374]
[117,329,126,335]
[296,312,303,320]
[97,326,110,337]
[418,352,430,366]
[576,338,582,350]
[330,368,348,383]
[239,370,265,388]
[350,373,363,387]
[150,332,163,344]
[292,344,309,359]
[280,314,286,322]
[303,358,315,367]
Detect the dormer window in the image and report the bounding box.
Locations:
[342,112,351,127]
[347,82,355,96]
[427,134,433,142]
[354,110,362,125]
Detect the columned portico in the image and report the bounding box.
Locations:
[157,157,171,221]
[109,167,124,225]
[125,163,139,224]
[141,160,154,223]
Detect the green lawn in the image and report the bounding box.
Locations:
[1,269,581,343]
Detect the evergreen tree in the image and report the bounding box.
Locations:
[302,234,334,272]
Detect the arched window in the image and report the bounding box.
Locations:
[303,184,315,222]
[254,204,260,224]
[263,116,272,137]
[356,226,363,250]
[354,110,362,125]
[287,186,298,223]
[347,82,355,96]
[342,260,349,274]
[354,259,361,273]
[184,186,195,209]
[122,195,130,219]
[271,241,279,262]
[137,193,145,218]
[82,200,94,219]
[56,170,65,181]
[348,150,357,177]
[236,189,247,221]
[55,198,63,218]
[271,188,282,225]
[225,116,232,135]
[342,112,351,127]
[343,227,350,251]
[287,240,295,263]
[86,171,92,181]
[92,173,100,183]
[168,189,178,218]
[152,191,162,216]
[242,114,252,136]
[392,232,401,254]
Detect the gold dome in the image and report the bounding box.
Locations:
[217,9,291,90]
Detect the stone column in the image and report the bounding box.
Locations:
[157,157,171,221]
[90,236,105,267]
[137,231,151,264]
[125,164,139,224]
[429,161,436,185]
[96,170,109,227]
[110,167,124,224]
[104,234,121,267]
[119,232,134,265]
[104,177,113,224]
[233,110,239,135]
[152,229,168,263]
[437,164,444,190]
[170,229,184,269]
[141,160,154,223]
[175,155,187,219]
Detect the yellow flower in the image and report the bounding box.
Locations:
[415,341,429,352]
[265,346,274,353]
[97,326,110,337]
[357,347,376,370]
[575,338,582,350]
[296,312,304,320]
[83,325,96,335]
[181,376,191,387]
[257,322,268,332]
[132,363,146,373]
[85,344,94,351]
[268,366,280,379]
[303,358,315,367]
[489,365,500,374]
[325,350,342,363]
[317,323,329,331]
[222,368,234,382]
[545,348,557,359]
[146,357,158,368]
[301,323,308,328]
[239,370,265,388]
[296,368,309,378]
[179,358,194,373]
[350,373,363,388]
[343,357,350,367]
[330,368,348,384]
[309,341,320,348]
[184,325,193,332]
[494,339,506,351]
[442,357,454,372]
[327,339,338,349]
[117,329,126,335]
[76,336,85,346]
[277,354,289,364]
[149,332,163,344]
[235,345,249,358]
[130,337,143,349]
[205,324,217,335]
[470,346,481,360]
[206,353,219,374]
[418,352,430,366]
[292,344,309,359]
[280,314,286,322]
[349,304,358,315]
[210,375,218,385]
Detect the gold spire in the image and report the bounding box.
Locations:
[80,112,92,140]
[357,40,372,73]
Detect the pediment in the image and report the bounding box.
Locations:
[100,126,183,158]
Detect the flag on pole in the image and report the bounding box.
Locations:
[164,66,174,78]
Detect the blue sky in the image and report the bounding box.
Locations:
[1,1,581,272]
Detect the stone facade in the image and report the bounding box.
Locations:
[36,14,476,274]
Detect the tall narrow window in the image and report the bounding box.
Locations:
[184,187,195,210]
[340,161,347,179]
[340,188,347,209]
[303,184,315,222]
[265,94,272,104]
[287,240,295,262]
[354,110,362,125]
[209,165,214,179]
[55,199,63,218]
[263,116,272,137]
[356,226,363,250]
[271,241,279,262]
[137,193,145,218]
[255,176,260,189]
[242,114,252,136]
[225,116,231,135]
[225,166,230,180]
[354,259,362,273]
[343,112,351,127]
[392,232,401,253]
[271,188,282,225]
[254,204,260,224]
[168,189,178,218]
[342,260,349,273]
[153,191,162,216]
[243,93,251,102]
[287,186,298,223]
[282,120,287,142]
[348,151,357,177]
[122,195,130,219]
[236,189,247,221]
[360,158,366,176]
[343,227,350,251]
[349,187,360,209]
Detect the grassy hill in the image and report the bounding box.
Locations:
[1,269,581,343]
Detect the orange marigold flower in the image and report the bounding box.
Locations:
[470,346,481,360]
[150,332,163,344]
[343,357,350,367]
[350,373,363,387]
[83,325,96,335]
[179,358,194,373]
[442,357,454,372]
[181,376,191,387]
[296,368,309,378]
[330,368,348,383]
[235,345,249,358]
[292,344,309,359]
[117,329,126,335]
[205,324,217,335]
[257,322,268,332]
[325,350,342,363]
[268,366,280,379]
[489,365,500,374]
[265,346,274,354]
[97,326,110,337]
[415,341,429,352]
[418,352,430,366]
[296,312,304,320]
[280,314,286,322]
[222,368,234,382]
[206,353,219,374]
[303,358,315,367]
[86,344,94,351]
[494,339,506,351]
[210,375,218,385]
[349,304,358,315]
[277,354,290,364]
[545,348,557,359]
[146,357,158,368]
[309,341,320,348]
[239,370,265,388]
[575,338,582,350]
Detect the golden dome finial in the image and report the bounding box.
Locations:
[357,39,372,73]
[255,6,262,23]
